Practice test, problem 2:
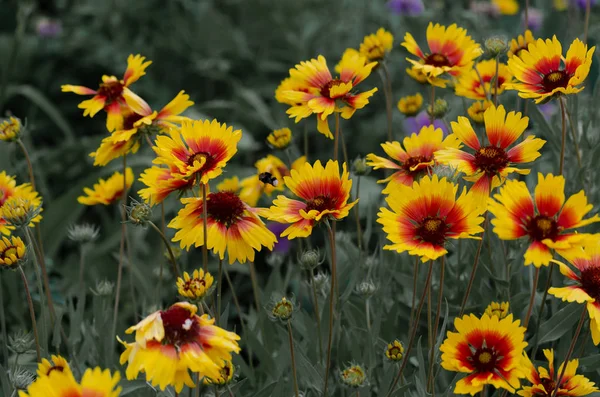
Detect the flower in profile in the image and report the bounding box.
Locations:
[378,175,484,261]
[275,77,310,106]
[385,340,405,361]
[67,223,100,244]
[61,54,152,131]
[77,168,134,206]
[455,60,513,100]
[404,110,448,134]
[340,364,367,388]
[435,105,545,206]
[2,197,43,229]
[346,28,394,63]
[281,54,378,139]
[519,349,598,396]
[506,37,595,103]
[467,100,493,124]
[406,65,429,84]
[484,301,509,319]
[488,173,600,267]
[176,269,215,301]
[203,361,235,386]
[366,125,460,193]
[0,173,42,235]
[492,0,519,14]
[549,243,600,345]
[37,355,71,378]
[387,0,424,15]
[169,190,276,264]
[397,93,423,116]
[402,23,482,87]
[0,235,26,270]
[267,127,292,149]
[441,313,527,395]
[508,30,535,58]
[119,302,240,392]
[0,116,22,142]
[264,160,357,239]
[19,367,121,397]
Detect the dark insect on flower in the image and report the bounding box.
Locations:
[258,172,278,187]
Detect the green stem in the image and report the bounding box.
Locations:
[531,263,555,357]
[523,267,540,328]
[559,98,567,176]
[564,100,583,169]
[322,220,337,397]
[249,262,261,313]
[353,175,363,258]
[149,221,180,278]
[380,62,394,142]
[217,258,223,325]
[310,269,324,361]
[18,266,41,362]
[16,140,35,191]
[427,256,445,394]
[202,182,209,271]
[459,212,489,317]
[584,0,591,43]
[287,321,300,397]
[409,257,419,328]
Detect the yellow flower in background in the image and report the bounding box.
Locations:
[385,340,404,361]
[506,37,595,103]
[397,93,423,116]
[0,235,26,269]
[280,54,378,139]
[484,301,509,319]
[19,367,122,397]
[0,116,22,142]
[492,0,519,15]
[440,313,527,395]
[176,269,214,300]
[554,0,568,10]
[406,65,429,84]
[455,59,513,100]
[508,30,535,58]
[467,100,493,124]
[119,302,240,392]
[267,128,292,149]
[519,349,598,396]
[348,27,394,63]
[77,168,134,206]
[61,54,152,132]
[203,360,235,386]
[37,355,72,378]
[216,176,240,193]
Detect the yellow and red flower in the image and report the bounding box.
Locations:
[176,269,214,301]
[549,242,600,346]
[467,100,493,124]
[119,302,240,392]
[19,367,121,397]
[378,174,485,262]
[61,54,152,131]
[508,30,535,58]
[264,160,357,239]
[366,125,460,193]
[506,37,595,103]
[488,173,600,267]
[77,168,134,206]
[484,301,510,319]
[280,54,378,139]
[0,172,42,235]
[402,23,482,87]
[397,93,423,116]
[519,349,598,396]
[455,59,513,100]
[169,190,276,264]
[440,313,527,395]
[435,105,545,207]
[345,27,394,63]
[37,354,72,378]
[0,235,26,269]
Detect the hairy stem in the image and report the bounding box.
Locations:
[427,256,445,394]
[19,266,41,362]
[459,213,489,317]
[523,267,541,328]
[310,269,324,361]
[288,321,300,397]
[323,221,337,397]
[149,221,180,278]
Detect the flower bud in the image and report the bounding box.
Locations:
[0,235,27,270]
[485,36,508,57]
[2,196,42,229]
[176,269,215,301]
[269,296,296,322]
[10,367,35,390]
[8,330,34,354]
[0,116,22,142]
[299,248,321,270]
[340,364,367,388]
[385,339,405,361]
[92,280,114,296]
[266,252,285,267]
[426,98,449,119]
[203,360,235,386]
[397,93,423,116]
[312,272,330,297]
[352,157,371,176]
[355,281,377,298]
[125,199,152,226]
[267,128,292,150]
[484,301,510,319]
[67,223,100,244]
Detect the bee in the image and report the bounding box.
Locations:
[258,172,278,187]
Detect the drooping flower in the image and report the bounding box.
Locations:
[118,302,240,392]
[61,54,152,131]
[492,0,519,14]
[77,168,134,206]
[176,269,214,301]
[366,125,460,193]
[264,160,357,239]
[266,127,292,149]
[488,173,600,267]
[440,313,527,395]
[0,235,26,270]
[406,65,429,83]
[435,105,545,206]
[378,174,485,262]
[402,23,482,87]
[19,367,121,397]
[169,190,276,264]
[0,116,22,142]
[549,242,600,345]
[346,28,394,63]
[37,355,72,378]
[397,93,423,116]
[506,37,596,103]
[0,173,42,235]
[519,349,598,396]
[484,301,510,319]
[455,60,513,100]
[280,54,378,139]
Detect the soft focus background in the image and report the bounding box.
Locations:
[2,0,600,396]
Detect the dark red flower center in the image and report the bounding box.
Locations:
[402,155,432,174]
[536,378,557,396]
[469,347,500,373]
[320,79,345,99]
[425,53,451,67]
[580,268,600,301]
[305,195,338,213]
[474,145,509,175]
[542,71,571,93]
[160,305,199,345]
[97,81,124,104]
[123,113,144,131]
[206,191,245,227]
[187,152,216,172]
[416,216,449,246]
[526,215,560,242]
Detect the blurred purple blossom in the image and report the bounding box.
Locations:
[387,0,424,15]
[268,222,291,254]
[522,8,543,32]
[36,17,62,38]
[572,0,596,9]
[404,111,448,135]
[538,103,558,120]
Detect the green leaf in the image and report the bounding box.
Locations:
[537,304,584,344]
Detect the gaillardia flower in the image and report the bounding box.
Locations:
[506,37,595,103]
[492,0,519,14]
[455,60,513,100]
[367,125,460,193]
[176,269,214,301]
[119,302,240,392]
[19,367,121,397]
[61,54,152,131]
[385,340,404,361]
[484,301,510,319]
[0,172,42,235]
[203,361,235,386]
[488,173,600,267]
[345,27,394,63]
[467,100,493,124]
[77,168,134,206]
[37,355,71,378]
[264,160,357,239]
[397,93,423,116]
[402,23,482,87]
[340,364,367,388]
[519,349,598,396]
[435,105,545,206]
[169,190,276,264]
[378,175,485,262]
[281,54,378,139]
[508,30,535,58]
[549,243,600,345]
[0,235,26,269]
[440,313,527,395]
[266,127,292,149]
[0,116,22,142]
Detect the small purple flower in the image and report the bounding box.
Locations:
[387,0,424,16]
[572,0,596,9]
[538,103,558,121]
[404,111,448,135]
[268,222,292,254]
[36,17,62,38]
[522,8,543,32]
